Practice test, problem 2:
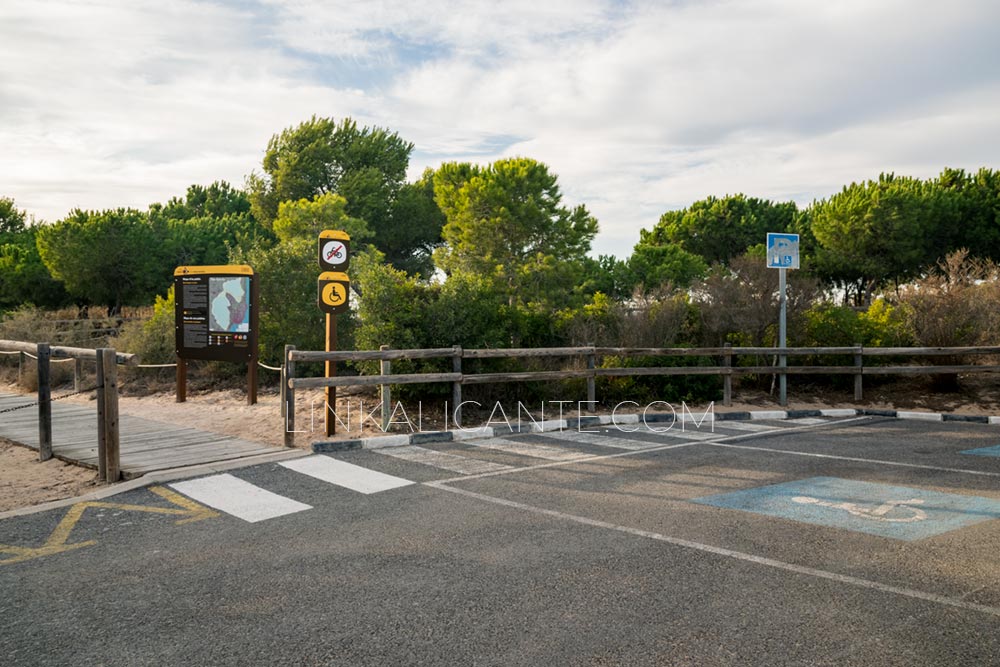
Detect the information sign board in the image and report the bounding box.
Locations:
[174,265,259,362]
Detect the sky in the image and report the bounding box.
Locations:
[2,0,999,258]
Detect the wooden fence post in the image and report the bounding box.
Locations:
[284,345,296,447]
[74,357,83,392]
[37,343,52,462]
[723,343,733,407]
[176,356,187,403]
[452,346,463,429]
[101,348,120,482]
[380,345,391,431]
[96,348,107,480]
[280,355,287,420]
[586,344,596,406]
[18,351,25,385]
[854,344,863,402]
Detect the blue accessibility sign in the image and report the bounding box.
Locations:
[692,476,1000,541]
[766,232,800,269]
[961,444,1000,458]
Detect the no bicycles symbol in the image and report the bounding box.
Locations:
[318,230,350,272]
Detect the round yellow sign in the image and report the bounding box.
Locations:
[321,281,347,307]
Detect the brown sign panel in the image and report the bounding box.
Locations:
[318,230,350,272]
[318,271,350,314]
[174,265,259,362]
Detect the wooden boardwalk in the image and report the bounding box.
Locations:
[0,393,282,478]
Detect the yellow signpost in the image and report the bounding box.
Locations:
[317,233,351,436]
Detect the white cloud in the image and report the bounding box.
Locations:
[1,0,998,258]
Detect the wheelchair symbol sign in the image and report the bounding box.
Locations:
[766,233,800,269]
[318,272,350,314]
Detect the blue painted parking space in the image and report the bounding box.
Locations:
[961,444,1000,458]
[692,476,1000,541]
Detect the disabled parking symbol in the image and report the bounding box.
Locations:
[692,477,1000,541]
[790,495,927,523]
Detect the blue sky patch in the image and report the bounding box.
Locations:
[692,477,1000,541]
[961,444,1000,458]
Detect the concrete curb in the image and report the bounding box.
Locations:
[0,448,310,520]
[310,407,1000,453]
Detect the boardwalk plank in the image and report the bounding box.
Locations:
[1,392,282,475]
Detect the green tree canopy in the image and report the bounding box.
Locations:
[648,194,800,266]
[248,116,441,273]
[36,209,161,312]
[152,181,252,222]
[626,243,708,290]
[0,197,28,234]
[810,173,955,303]
[272,192,370,245]
[0,198,55,311]
[932,167,1000,260]
[432,157,598,308]
[0,223,70,310]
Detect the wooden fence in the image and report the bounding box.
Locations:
[0,339,137,481]
[280,344,1000,444]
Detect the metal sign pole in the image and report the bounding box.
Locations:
[779,267,787,406]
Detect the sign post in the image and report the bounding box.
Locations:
[318,231,351,436]
[174,265,259,405]
[766,233,800,406]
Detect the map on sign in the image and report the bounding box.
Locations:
[209,277,251,333]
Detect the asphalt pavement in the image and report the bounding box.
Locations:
[2,416,999,666]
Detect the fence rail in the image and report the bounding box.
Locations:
[280,344,1000,444]
[0,339,135,480]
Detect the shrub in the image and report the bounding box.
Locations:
[117,288,176,364]
[804,299,911,348]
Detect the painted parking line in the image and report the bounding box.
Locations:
[170,474,312,523]
[961,444,1000,458]
[377,445,513,475]
[280,455,415,494]
[693,476,1000,541]
[539,430,658,451]
[712,421,781,433]
[429,482,1000,618]
[785,417,830,425]
[649,428,720,441]
[467,437,585,461]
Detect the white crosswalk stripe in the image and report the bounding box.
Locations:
[280,456,414,494]
[377,445,514,474]
[170,474,312,523]
[468,437,584,461]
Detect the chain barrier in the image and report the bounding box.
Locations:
[0,384,101,416]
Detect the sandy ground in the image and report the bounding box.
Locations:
[0,439,104,512]
[3,374,1000,512]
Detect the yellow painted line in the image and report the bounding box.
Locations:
[147,486,220,524]
[0,486,218,565]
